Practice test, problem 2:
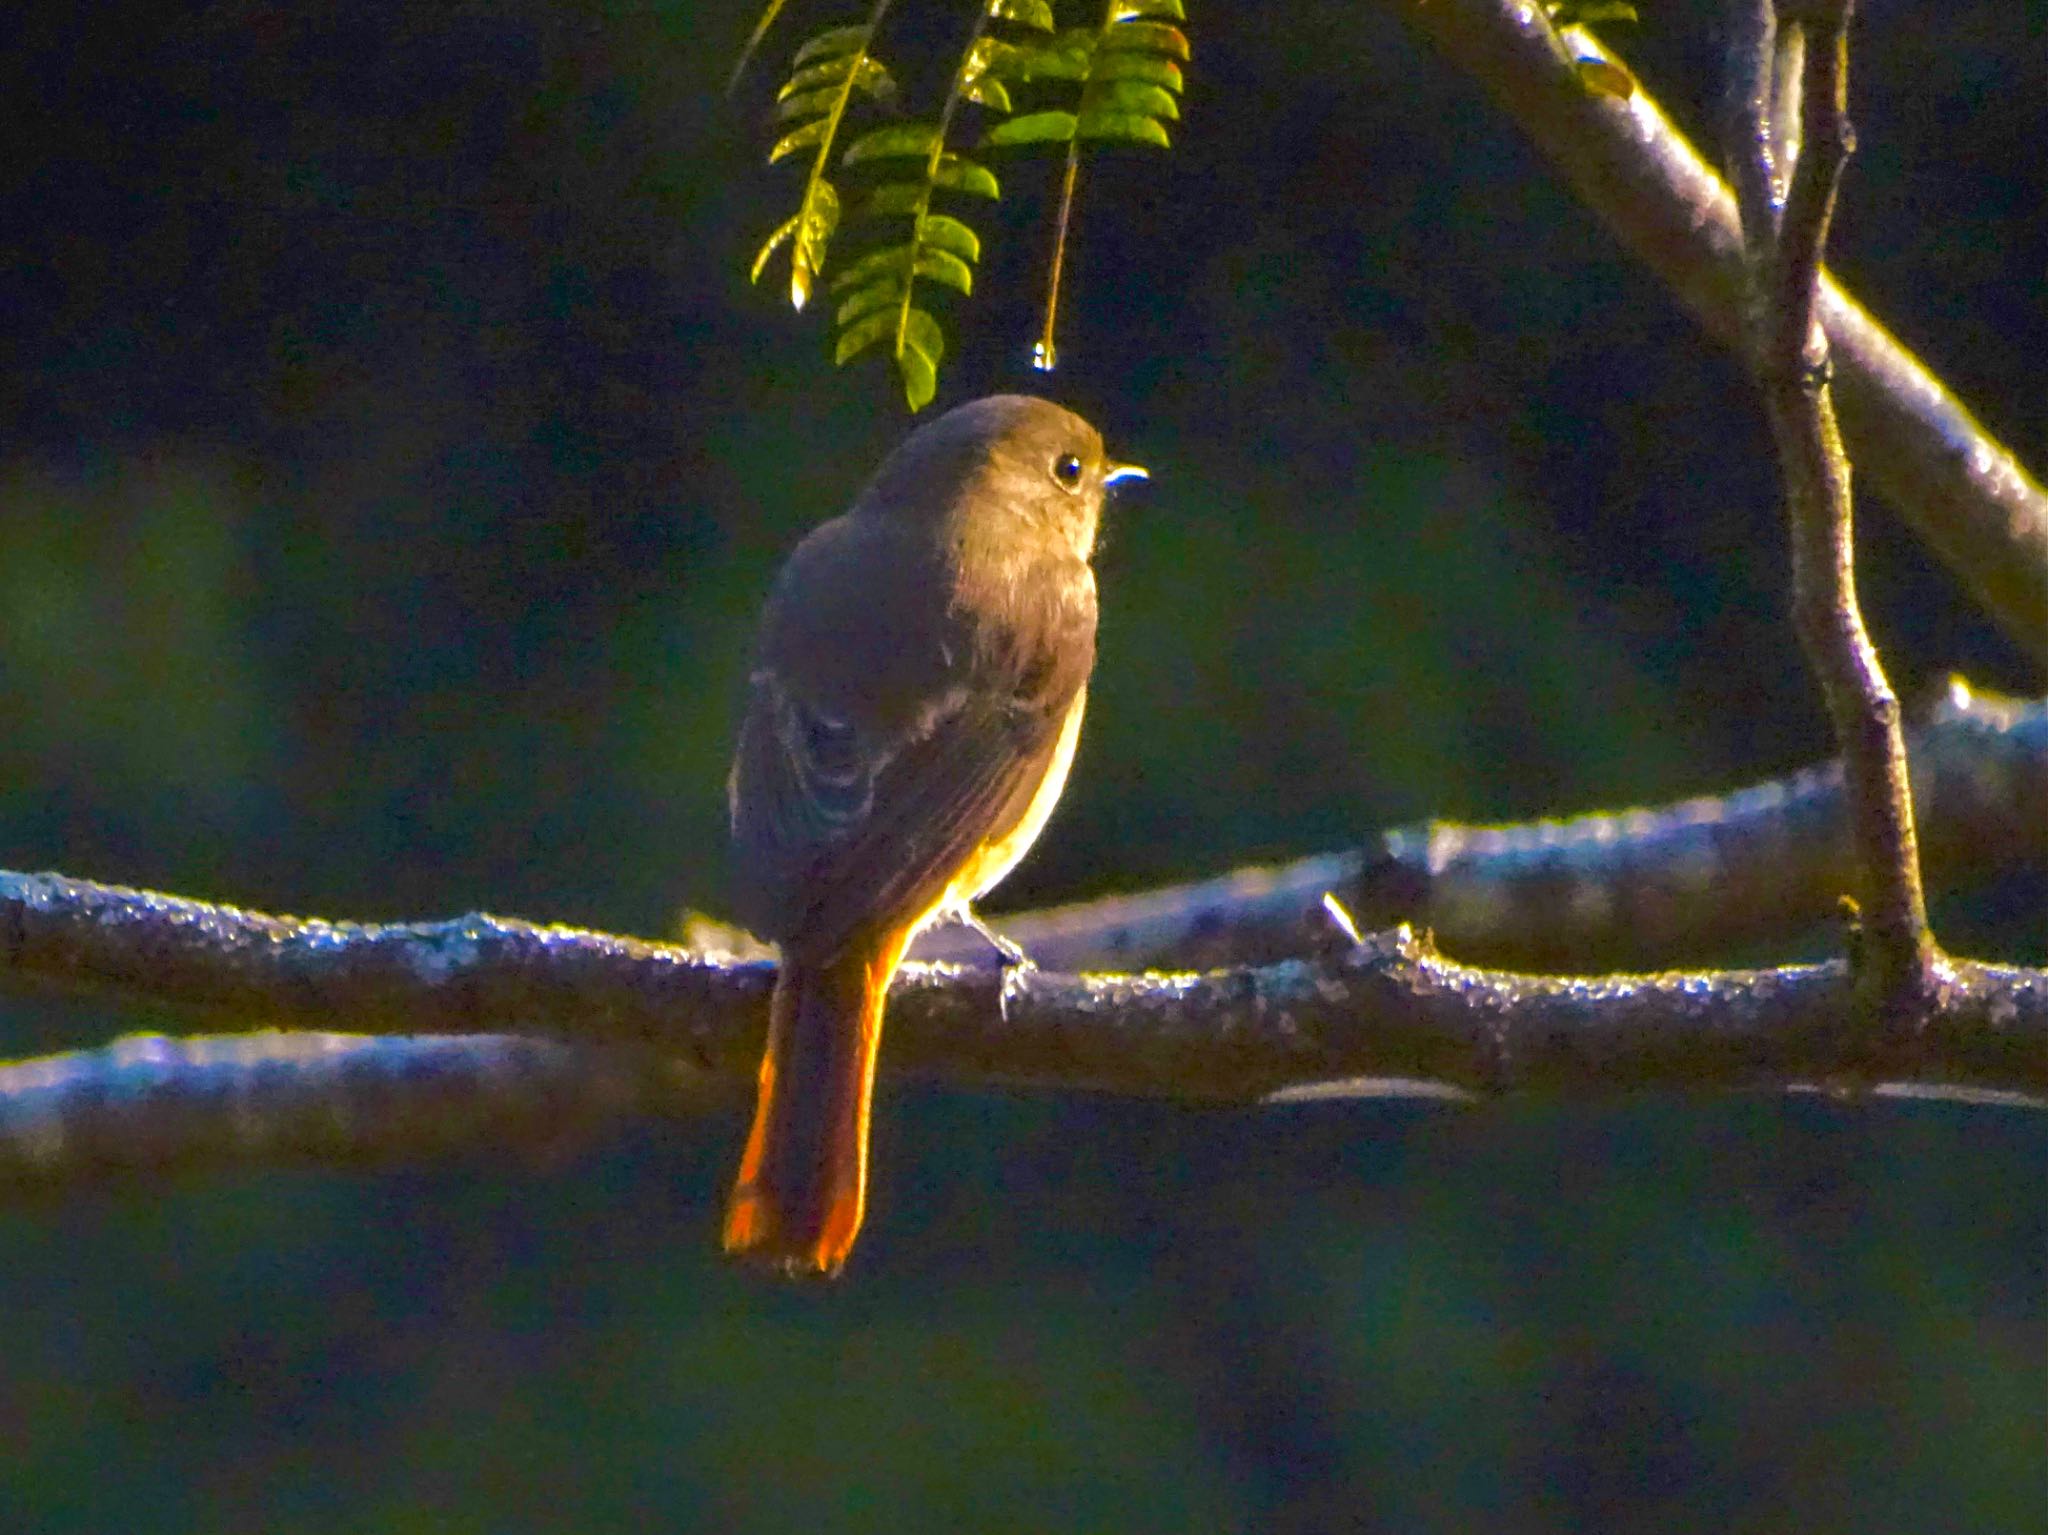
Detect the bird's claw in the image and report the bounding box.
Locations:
[948,905,1035,1022]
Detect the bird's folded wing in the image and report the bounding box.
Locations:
[731,670,1077,959]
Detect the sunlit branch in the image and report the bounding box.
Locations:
[2,867,2045,1186]
[887,683,2046,974]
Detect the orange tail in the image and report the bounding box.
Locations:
[722,928,912,1276]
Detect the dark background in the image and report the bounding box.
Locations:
[1,1,2043,1529]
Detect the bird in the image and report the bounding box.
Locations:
[722,393,1146,1276]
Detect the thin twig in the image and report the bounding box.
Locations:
[1733,0,1937,1017]
[1722,0,1783,260]
[1033,140,1081,371]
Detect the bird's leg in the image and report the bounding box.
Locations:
[949,906,1034,969]
[943,904,1035,1021]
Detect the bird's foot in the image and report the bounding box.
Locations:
[946,905,1035,1022]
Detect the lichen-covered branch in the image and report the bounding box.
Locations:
[0,1032,693,1186]
[0,876,773,1071]
[891,684,2045,974]
[2,869,2045,1187]
[1394,0,2048,666]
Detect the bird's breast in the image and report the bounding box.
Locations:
[940,683,1089,913]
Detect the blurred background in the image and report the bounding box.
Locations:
[1,1,2042,1529]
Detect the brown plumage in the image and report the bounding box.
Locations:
[723,394,1141,1276]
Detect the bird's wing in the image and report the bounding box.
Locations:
[729,639,1087,960]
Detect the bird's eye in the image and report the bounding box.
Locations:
[1050,452,1085,491]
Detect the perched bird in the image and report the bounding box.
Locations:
[723,394,1145,1276]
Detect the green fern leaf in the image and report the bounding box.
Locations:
[902,306,944,364]
[836,303,944,410]
[989,30,1095,81]
[971,38,1029,79]
[916,214,982,263]
[831,244,913,294]
[856,182,927,219]
[835,307,898,365]
[778,55,855,98]
[912,247,974,295]
[1076,109,1170,147]
[1089,52,1183,90]
[794,24,873,66]
[749,213,802,283]
[897,352,937,410]
[1044,31,1100,81]
[788,180,840,309]
[835,278,902,329]
[749,182,840,310]
[855,56,900,105]
[964,75,1013,112]
[1083,79,1179,120]
[1550,0,1639,23]
[982,110,1079,147]
[896,309,942,410]
[775,85,844,124]
[786,0,1129,411]
[769,116,833,164]
[934,155,1001,198]
[778,54,897,105]
[844,122,943,163]
[1100,20,1189,58]
[990,0,1057,31]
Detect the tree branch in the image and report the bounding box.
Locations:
[1723,0,1788,261]
[1729,0,1938,1018]
[1394,0,2048,667]
[888,683,2045,974]
[0,1031,692,1186]
[3,868,2045,1187]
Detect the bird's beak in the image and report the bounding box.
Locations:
[1103,461,1149,487]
